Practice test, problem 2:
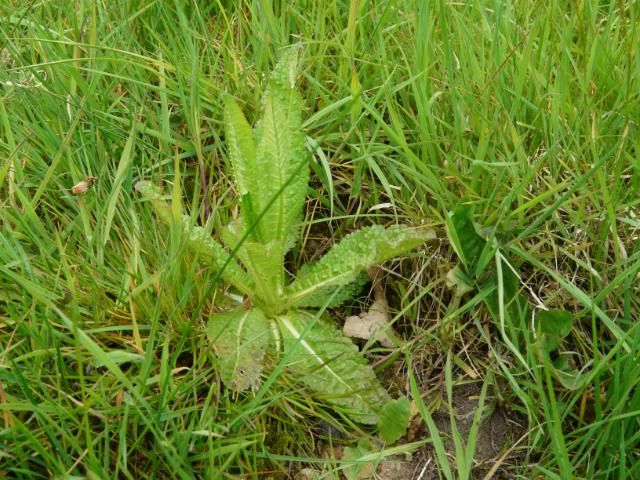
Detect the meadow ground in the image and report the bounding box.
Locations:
[1,1,639,478]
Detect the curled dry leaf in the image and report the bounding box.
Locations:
[343,298,395,348]
[343,267,397,347]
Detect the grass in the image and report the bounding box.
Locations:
[1,0,639,478]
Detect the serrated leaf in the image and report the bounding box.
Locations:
[286,225,434,307]
[535,309,573,353]
[252,46,309,251]
[222,218,285,311]
[277,310,391,424]
[207,307,271,391]
[223,96,260,237]
[135,181,253,295]
[377,396,410,444]
[296,272,368,309]
[236,240,285,312]
[223,96,257,197]
[134,180,173,224]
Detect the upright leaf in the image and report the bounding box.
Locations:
[253,46,309,249]
[223,96,257,197]
[446,205,494,278]
[535,309,573,353]
[135,181,253,295]
[286,225,434,307]
[234,240,285,313]
[223,96,259,239]
[207,307,271,391]
[277,310,391,424]
[221,218,285,311]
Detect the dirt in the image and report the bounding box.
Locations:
[431,381,523,461]
[297,379,526,479]
[387,380,527,480]
[375,451,431,479]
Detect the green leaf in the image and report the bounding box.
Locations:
[223,95,257,198]
[207,307,271,391]
[91,350,144,368]
[484,253,531,364]
[223,95,259,237]
[135,181,253,295]
[409,367,453,480]
[236,240,285,312]
[277,310,391,424]
[377,396,410,444]
[535,309,573,353]
[295,272,368,309]
[286,225,434,307]
[134,180,173,224]
[221,218,285,311]
[342,438,375,480]
[484,262,530,326]
[446,205,494,278]
[551,356,587,390]
[445,265,474,297]
[252,45,309,249]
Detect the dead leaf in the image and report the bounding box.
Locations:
[343,267,398,347]
[343,298,395,347]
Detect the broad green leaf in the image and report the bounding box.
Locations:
[252,46,309,250]
[220,216,249,254]
[552,355,587,390]
[342,438,375,480]
[277,310,391,424]
[235,240,285,313]
[446,205,494,278]
[377,396,410,444]
[207,307,271,391]
[286,225,434,307]
[223,95,259,237]
[223,95,257,197]
[135,181,253,295]
[296,272,368,309]
[535,309,573,353]
[222,218,285,311]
